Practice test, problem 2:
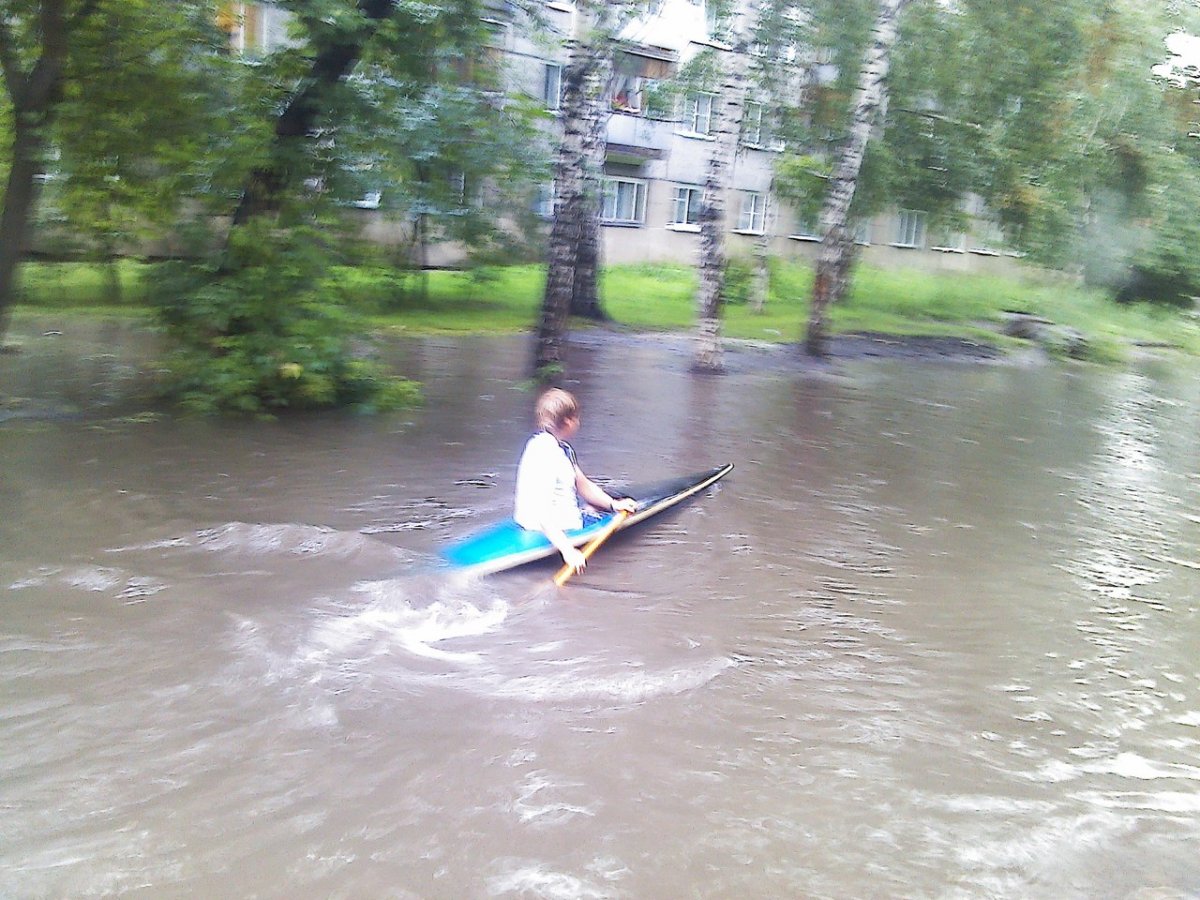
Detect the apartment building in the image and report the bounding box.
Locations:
[227,0,1023,277]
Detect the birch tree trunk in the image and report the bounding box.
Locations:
[534,0,611,377]
[570,48,613,320]
[804,0,909,357]
[693,0,758,373]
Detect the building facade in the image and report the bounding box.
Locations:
[229,0,1025,277]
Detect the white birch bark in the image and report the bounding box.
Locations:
[534,0,608,377]
[804,0,910,356]
[571,48,614,319]
[693,0,760,373]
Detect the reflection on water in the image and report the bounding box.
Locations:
[2,320,1199,898]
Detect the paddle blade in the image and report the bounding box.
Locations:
[553,510,630,587]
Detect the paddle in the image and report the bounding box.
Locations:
[553,509,630,587]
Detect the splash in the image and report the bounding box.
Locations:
[305,573,509,664]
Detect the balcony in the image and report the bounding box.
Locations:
[605,112,669,165]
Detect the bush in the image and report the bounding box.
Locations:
[154,224,420,415]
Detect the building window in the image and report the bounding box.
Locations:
[535,181,555,218]
[790,218,820,241]
[894,209,927,248]
[682,93,715,136]
[544,64,562,111]
[970,216,1005,255]
[736,191,766,233]
[742,101,764,146]
[932,229,966,252]
[222,2,271,57]
[351,190,382,210]
[450,172,483,210]
[601,177,647,225]
[670,185,703,228]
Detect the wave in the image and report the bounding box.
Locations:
[302,572,509,665]
[192,522,411,563]
[482,655,734,704]
[107,521,417,567]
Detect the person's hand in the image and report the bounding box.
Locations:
[611,497,637,514]
[563,546,587,573]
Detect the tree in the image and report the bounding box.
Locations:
[693,0,759,372]
[50,1,229,288]
[229,0,399,226]
[154,0,543,414]
[0,0,104,338]
[568,41,613,322]
[533,0,616,378]
[878,0,1200,307]
[0,1,228,332]
[804,0,910,356]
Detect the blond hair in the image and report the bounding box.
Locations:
[535,387,579,431]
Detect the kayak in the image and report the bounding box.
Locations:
[441,463,733,576]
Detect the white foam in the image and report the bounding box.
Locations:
[1085,752,1200,781]
[192,521,406,562]
[487,864,609,900]
[63,566,124,592]
[7,566,61,590]
[488,656,733,703]
[512,773,596,825]
[1080,789,1200,813]
[1028,760,1082,783]
[302,578,509,664]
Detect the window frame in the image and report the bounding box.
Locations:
[544,63,563,111]
[681,93,716,137]
[893,209,928,249]
[735,191,766,234]
[535,180,555,219]
[601,176,648,226]
[742,101,765,147]
[669,184,704,230]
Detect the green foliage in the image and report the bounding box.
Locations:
[155,224,419,415]
[0,89,10,187]
[1110,147,1200,306]
[18,259,1200,360]
[722,258,754,305]
[223,0,549,252]
[15,259,155,308]
[784,0,1200,309]
[774,154,832,227]
[323,265,422,313]
[26,0,234,246]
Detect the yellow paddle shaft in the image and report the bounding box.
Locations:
[553,510,631,587]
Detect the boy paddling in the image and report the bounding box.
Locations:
[514,388,637,574]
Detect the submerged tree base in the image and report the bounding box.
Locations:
[692,316,726,373]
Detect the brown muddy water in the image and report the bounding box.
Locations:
[2,319,1199,899]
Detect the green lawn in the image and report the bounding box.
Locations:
[13,258,1200,360]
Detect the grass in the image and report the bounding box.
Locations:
[16,259,156,312]
[13,258,1200,361]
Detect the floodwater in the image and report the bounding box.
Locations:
[2,319,1199,899]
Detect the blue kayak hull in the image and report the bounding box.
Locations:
[440,463,733,576]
